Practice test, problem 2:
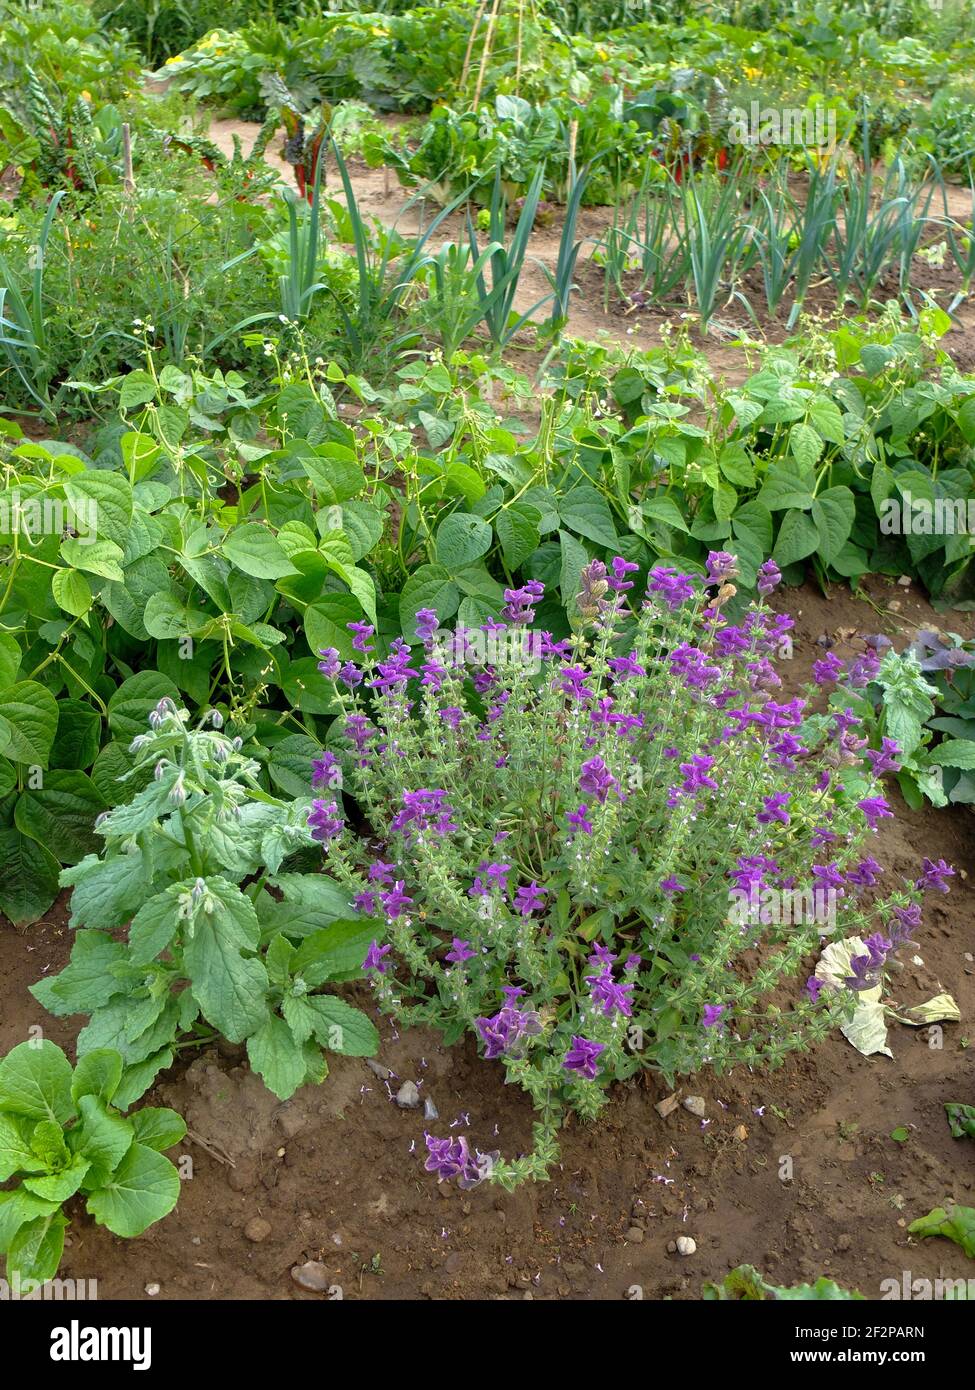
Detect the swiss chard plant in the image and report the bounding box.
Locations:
[31,699,379,1103]
[0,1039,184,1289]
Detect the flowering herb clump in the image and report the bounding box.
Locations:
[308,555,942,1188]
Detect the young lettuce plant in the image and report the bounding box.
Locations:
[31,700,379,1104]
[306,555,941,1189]
[0,1041,184,1290]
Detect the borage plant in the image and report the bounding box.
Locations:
[32,701,379,1104]
[308,553,945,1188]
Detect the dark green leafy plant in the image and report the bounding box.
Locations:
[0,1039,185,1288]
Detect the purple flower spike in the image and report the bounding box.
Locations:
[514,881,546,916]
[757,560,781,597]
[317,647,341,678]
[917,857,954,894]
[363,940,391,974]
[566,804,593,835]
[858,795,893,829]
[347,621,375,654]
[308,798,343,843]
[414,608,439,644]
[706,551,738,585]
[563,1036,605,1081]
[445,937,476,965]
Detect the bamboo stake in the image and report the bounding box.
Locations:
[472,0,503,114]
[460,0,490,94]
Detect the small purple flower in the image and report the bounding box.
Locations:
[347,621,375,653]
[381,882,413,918]
[445,937,476,965]
[858,795,893,829]
[706,551,738,585]
[424,1133,488,1187]
[866,737,901,775]
[586,966,634,1018]
[757,560,781,597]
[917,857,954,894]
[308,798,342,843]
[563,1036,604,1081]
[579,755,617,804]
[311,750,341,790]
[338,662,363,689]
[805,976,824,1003]
[812,651,845,686]
[501,581,544,625]
[660,875,686,894]
[608,556,640,592]
[702,1003,727,1029]
[513,881,546,916]
[756,792,790,826]
[317,647,341,678]
[566,804,593,835]
[363,940,391,974]
[414,608,439,644]
[607,653,646,680]
[646,566,695,611]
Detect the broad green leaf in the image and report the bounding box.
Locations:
[772,509,820,567]
[0,1041,74,1125]
[435,513,493,569]
[183,878,269,1042]
[64,472,133,548]
[61,537,125,582]
[85,1142,181,1238]
[71,1050,123,1108]
[908,1205,975,1258]
[0,1114,46,1181]
[223,523,297,580]
[246,1014,310,1100]
[51,567,92,617]
[306,997,379,1056]
[0,828,60,927]
[61,850,147,930]
[130,1107,187,1153]
[7,1209,67,1285]
[558,485,618,547]
[13,770,107,864]
[0,681,58,766]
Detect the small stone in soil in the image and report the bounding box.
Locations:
[291,1261,332,1293]
[244,1217,271,1243]
[365,1059,393,1080]
[683,1096,706,1117]
[424,1096,439,1120]
[625,1227,645,1243]
[655,1093,680,1118]
[145,1283,160,1297]
[396,1080,421,1108]
[676,1236,697,1256]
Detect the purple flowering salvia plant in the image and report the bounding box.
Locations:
[304,559,942,1188]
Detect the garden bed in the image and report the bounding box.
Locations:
[3,582,971,1301]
